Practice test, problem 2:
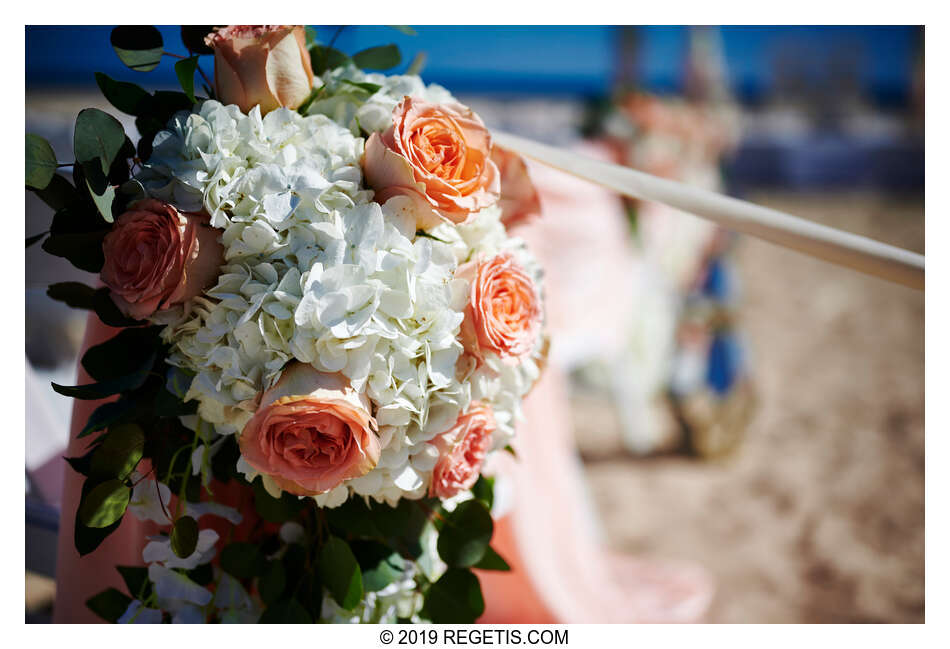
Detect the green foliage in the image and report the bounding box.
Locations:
[352,44,401,71]
[117,565,150,599]
[73,108,127,177]
[339,79,382,94]
[86,587,132,623]
[89,423,145,480]
[110,26,164,72]
[46,282,142,327]
[82,327,160,381]
[310,45,351,75]
[437,500,493,568]
[319,535,363,610]
[474,546,511,571]
[180,26,216,55]
[79,399,137,438]
[258,599,312,623]
[352,541,407,593]
[221,542,263,580]
[95,73,150,115]
[52,350,155,400]
[471,475,494,509]
[79,479,131,528]
[31,173,77,211]
[252,477,306,523]
[406,52,427,77]
[171,515,199,558]
[422,568,484,623]
[25,134,58,189]
[258,560,287,604]
[175,56,200,103]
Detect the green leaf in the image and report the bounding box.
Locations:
[340,79,382,94]
[473,546,510,571]
[258,599,312,623]
[251,477,306,523]
[73,108,127,177]
[171,516,199,558]
[26,232,47,247]
[352,44,401,70]
[111,26,164,72]
[318,536,363,610]
[116,565,150,599]
[175,56,200,103]
[220,542,263,579]
[388,25,417,36]
[353,541,406,593]
[310,45,350,75]
[26,134,58,189]
[423,568,484,623]
[31,173,77,211]
[258,560,286,604]
[46,282,143,327]
[85,587,132,623]
[181,26,216,55]
[471,475,494,510]
[437,500,493,568]
[85,176,116,223]
[52,351,155,400]
[89,423,145,480]
[79,399,137,439]
[82,327,160,382]
[95,73,150,115]
[406,52,427,76]
[79,479,131,528]
[42,227,107,274]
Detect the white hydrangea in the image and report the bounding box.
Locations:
[138,72,545,507]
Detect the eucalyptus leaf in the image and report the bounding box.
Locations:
[95,73,150,115]
[85,177,116,223]
[175,56,199,103]
[318,536,363,610]
[79,479,131,528]
[79,398,138,439]
[31,173,77,212]
[406,52,427,76]
[310,45,350,75]
[73,108,127,176]
[42,231,106,273]
[437,499,493,568]
[473,546,510,571]
[52,351,155,400]
[117,565,151,599]
[251,477,305,523]
[86,587,132,623]
[340,79,382,94]
[423,568,484,623]
[82,327,161,382]
[26,134,58,189]
[89,423,145,480]
[171,516,199,558]
[181,26,216,55]
[353,541,406,593]
[111,26,164,72]
[352,44,401,70]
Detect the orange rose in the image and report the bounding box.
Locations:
[239,362,379,496]
[456,253,542,365]
[491,146,541,229]
[429,403,495,499]
[100,199,223,320]
[205,25,313,115]
[363,96,500,229]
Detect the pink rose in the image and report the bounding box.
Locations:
[239,362,380,496]
[429,403,496,499]
[491,146,542,229]
[100,199,223,320]
[205,25,314,115]
[456,253,542,365]
[363,96,500,229]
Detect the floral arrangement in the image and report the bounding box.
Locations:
[25,25,547,623]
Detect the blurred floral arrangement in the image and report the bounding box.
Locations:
[25,25,548,623]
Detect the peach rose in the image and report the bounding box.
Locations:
[491,146,541,229]
[239,362,379,496]
[456,254,542,365]
[363,96,500,229]
[205,25,313,115]
[429,403,496,499]
[100,199,223,320]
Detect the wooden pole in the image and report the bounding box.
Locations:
[493,131,925,291]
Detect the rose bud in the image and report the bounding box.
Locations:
[491,146,542,229]
[239,362,380,496]
[100,199,223,320]
[429,402,496,499]
[363,96,500,229]
[204,25,314,115]
[456,253,542,365]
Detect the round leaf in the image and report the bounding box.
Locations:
[318,536,363,610]
[95,73,149,115]
[423,568,484,623]
[111,26,164,72]
[26,134,58,189]
[89,422,145,480]
[79,479,131,528]
[352,44,401,70]
[73,108,127,176]
[171,516,199,558]
[437,499,493,567]
[174,56,199,103]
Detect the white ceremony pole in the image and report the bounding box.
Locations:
[493,131,925,291]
